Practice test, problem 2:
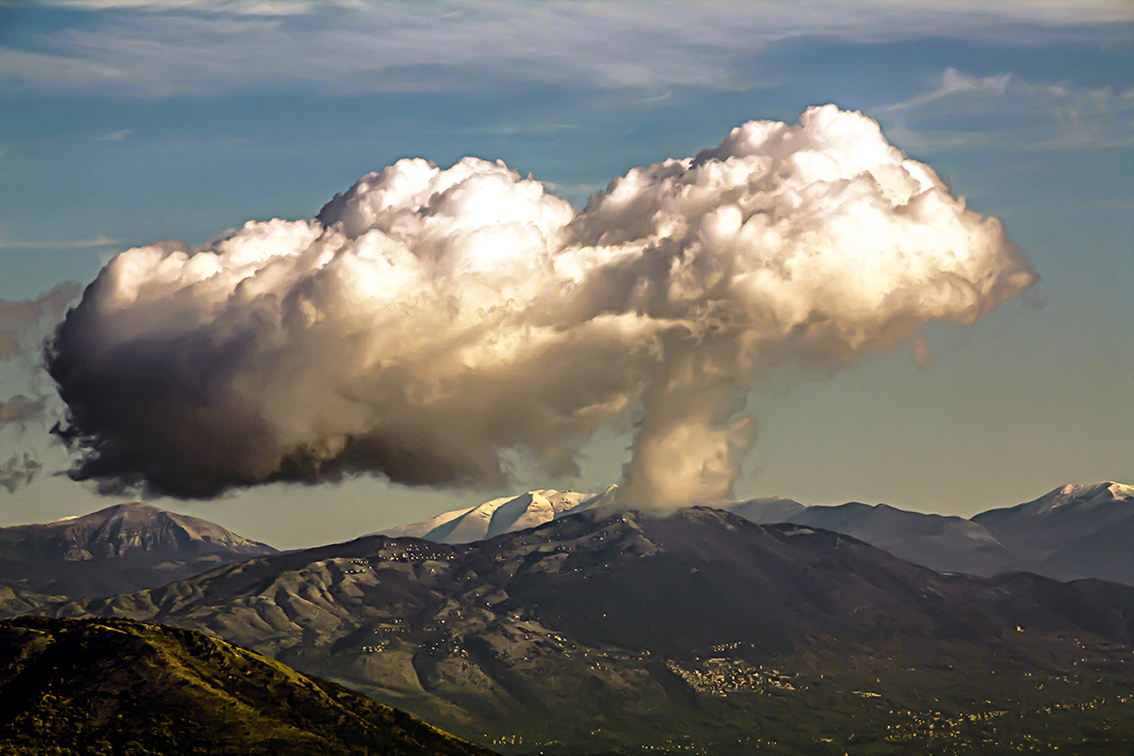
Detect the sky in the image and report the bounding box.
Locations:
[0,0,1131,549]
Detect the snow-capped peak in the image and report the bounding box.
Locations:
[1032,481,1134,513]
[381,486,614,544]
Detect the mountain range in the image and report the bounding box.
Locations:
[385,481,1134,585]
[0,501,276,598]
[1,484,1132,753]
[8,505,1131,754]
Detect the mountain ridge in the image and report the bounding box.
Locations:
[16,505,1133,754]
[0,500,276,598]
[378,486,618,544]
[382,480,1134,584]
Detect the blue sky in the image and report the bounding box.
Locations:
[0,1,1131,547]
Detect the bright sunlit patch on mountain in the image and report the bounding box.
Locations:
[47,106,1037,508]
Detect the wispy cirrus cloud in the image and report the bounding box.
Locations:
[0,284,82,492]
[1039,86,1134,151]
[0,235,122,250]
[0,283,81,359]
[45,0,315,14]
[98,128,134,141]
[883,68,1134,153]
[2,2,1130,97]
[887,68,1085,115]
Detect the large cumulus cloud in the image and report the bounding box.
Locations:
[47,106,1037,507]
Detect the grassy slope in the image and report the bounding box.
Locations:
[0,616,496,756]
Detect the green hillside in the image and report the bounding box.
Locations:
[0,616,495,756]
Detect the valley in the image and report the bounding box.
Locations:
[2,503,1130,754]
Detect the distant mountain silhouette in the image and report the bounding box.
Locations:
[780,501,1014,576]
[723,495,806,523]
[973,482,1134,584]
[772,482,1134,584]
[0,501,276,598]
[389,481,1134,585]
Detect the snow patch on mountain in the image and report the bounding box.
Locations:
[377,507,474,540]
[382,486,618,544]
[379,481,1133,584]
[1025,482,1133,515]
[973,481,1134,530]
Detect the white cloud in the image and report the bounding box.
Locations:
[47,106,1036,509]
[883,68,1134,152]
[887,68,1074,114]
[0,235,122,249]
[98,128,134,141]
[2,2,1130,96]
[46,0,315,15]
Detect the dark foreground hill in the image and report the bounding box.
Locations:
[0,615,495,756]
[20,507,1134,755]
[0,501,276,598]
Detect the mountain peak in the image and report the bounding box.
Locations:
[15,501,273,559]
[76,499,164,522]
[1064,481,1134,498]
[1026,481,1134,513]
[381,486,615,544]
[0,502,276,598]
[722,495,805,524]
[48,500,156,523]
[966,482,1134,524]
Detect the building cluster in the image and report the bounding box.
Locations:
[664,658,796,696]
